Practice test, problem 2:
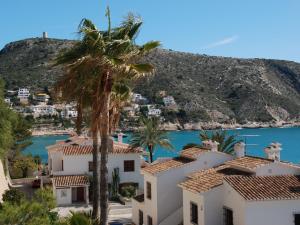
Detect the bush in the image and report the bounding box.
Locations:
[2,189,25,205]
[120,185,136,198]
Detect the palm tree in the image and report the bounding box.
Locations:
[130,116,173,163]
[56,9,160,225]
[183,130,239,154]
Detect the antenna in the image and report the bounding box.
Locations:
[238,134,260,155]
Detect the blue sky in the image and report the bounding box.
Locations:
[1,0,300,62]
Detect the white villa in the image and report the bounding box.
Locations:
[47,136,146,206]
[30,104,57,117]
[17,88,30,103]
[132,141,300,225]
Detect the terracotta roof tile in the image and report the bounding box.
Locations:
[52,175,89,187]
[224,175,300,201]
[224,156,272,170]
[180,147,209,160]
[61,142,142,155]
[179,165,253,193]
[142,157,195,175]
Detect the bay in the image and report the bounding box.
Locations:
[22,127,300,164]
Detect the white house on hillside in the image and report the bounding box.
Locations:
[47,136,146,206]
[18,88,30,103]
[132,141,300,225]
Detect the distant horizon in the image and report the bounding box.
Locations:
[1,1,300,62]
[2,36,299,63]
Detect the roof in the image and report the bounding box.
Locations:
[62,142,143,156]
[224,175,300,201]
[142,157,195,175]
[179,165,253,193]
[180,147,209,160]
[52,175,89,187]
[224,156,273,170]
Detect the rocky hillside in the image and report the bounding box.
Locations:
[0,38,300,124]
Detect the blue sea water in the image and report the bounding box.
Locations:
[23,127,300,164]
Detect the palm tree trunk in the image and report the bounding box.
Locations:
[76,98,83,135]
[92,129,100,220]
[99,73,112,225]
[148,145,154,163]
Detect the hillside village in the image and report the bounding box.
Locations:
[4,87,179,133]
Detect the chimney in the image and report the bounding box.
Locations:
[234,142,246,158]
[202,140,219,152]
[118,133,124,143]
[211,141,219,152]
[264,142,282,161]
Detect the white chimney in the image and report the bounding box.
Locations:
[264,142,282,161]
[118,133,124,143]
[202,140,219,152]
[211,141,219,152]
[234,142,246,158]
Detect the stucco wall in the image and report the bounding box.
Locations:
[50,153,143,188]
[141,151,233,225]
[132,198,145,225]
[183,190,204,225]
[244,200,300,225]
[55,188,72,205]
[203,186,224,225]
[255,162,300,176]
[223,182,246,225]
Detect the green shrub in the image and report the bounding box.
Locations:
[2,189,25,205]
[120,185,136,198]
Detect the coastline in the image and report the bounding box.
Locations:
[31,121,300,136]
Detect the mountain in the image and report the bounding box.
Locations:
[0,38,300,125]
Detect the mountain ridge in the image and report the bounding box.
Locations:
[0,38,299,125]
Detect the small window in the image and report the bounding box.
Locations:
[295,214,300,225]
[61,160,64,171]
[124,160,135,172]
[61,190,67,197]
[190,202,198,224]
[147,215,153,225]
[139,210,143,225]
[146,182,151,199]
[88,161,94,172]
[223,207,233,225]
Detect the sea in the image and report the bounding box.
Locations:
[22,127,300,164]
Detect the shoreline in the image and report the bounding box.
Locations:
[31,121,300,136]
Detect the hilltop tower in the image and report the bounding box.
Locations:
[43,32,48,39]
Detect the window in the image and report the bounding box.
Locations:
[190,202,198,224]
[88,161,94,172]
[60,189,67,197]
[139,210,143,225]
[124,160,135,172]
[146,182,151,199]
[61,160,64,171]
[147,215,153,225]
[295,214,300,225]
[223,207,233,225]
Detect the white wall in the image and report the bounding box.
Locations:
[143,175,158,225]
[203,186,224,225]
[183,190,204,225]
[51,153,143,188]
[223,182,246,225]
[255,162,300,176]
[245,200,300,225]
[55,188,72,205]
[141,152,233,225]
[49,151,63,174]
[132,198,145,225]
